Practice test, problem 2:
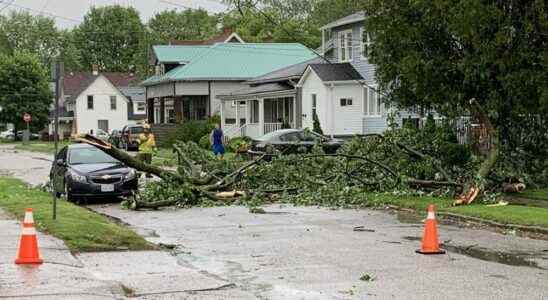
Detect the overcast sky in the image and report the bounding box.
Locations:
[0,0,228,28]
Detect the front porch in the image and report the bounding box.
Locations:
[221,96,297,139]
[146,96,209,125]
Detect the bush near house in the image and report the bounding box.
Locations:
[162,117,219,147]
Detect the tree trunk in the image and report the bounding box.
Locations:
[453,99,498,205]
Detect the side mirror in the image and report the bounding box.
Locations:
[56,159,65,167]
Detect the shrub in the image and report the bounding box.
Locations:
[312,110,323,135]
[227,136,252,153]
[163,120,215,147]
[199,134,211,150]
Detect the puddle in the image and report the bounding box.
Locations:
[402,236,422,241]
[396,212,423,224]
[442,243,545,270]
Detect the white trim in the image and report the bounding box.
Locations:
[23,211,34,224]
[224,32,245,44]
[21,227,37,235]
[338,29,353,63]
[364,85,383,117]
[320,13,365,30]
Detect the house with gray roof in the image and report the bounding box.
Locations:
[295,11,416,137]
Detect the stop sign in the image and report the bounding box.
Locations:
[23,113,31,123]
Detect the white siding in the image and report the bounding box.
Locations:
[300,70,328,132]
[147,83,174,98]
[210,81,245,116]
[74,76,129,134]
[331,84,364,135]
[175,81,208,95]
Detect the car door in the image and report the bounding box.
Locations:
[52,147,68,193]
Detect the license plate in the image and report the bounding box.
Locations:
[101,184,114,192]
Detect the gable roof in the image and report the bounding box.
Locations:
[142,43,317,86]
[218,82,295,100]
[320,11,366,30]
[246,57,324,85]
[169,28,244,46]
[308,63,363,82]
[63,71,138,102]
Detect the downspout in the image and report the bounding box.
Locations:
[330,83,335,139]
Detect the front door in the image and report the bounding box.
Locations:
[98,120,109,133]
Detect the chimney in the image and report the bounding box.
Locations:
[92,64,99,76]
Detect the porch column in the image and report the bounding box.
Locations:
[159,97,165,124]
[174,97,183,123]
[235,101,240,127]
[292,96,297,128]
[245,100,250,125]
[258,98,264,135]
[147,97,154,124]
[220,101,225,129]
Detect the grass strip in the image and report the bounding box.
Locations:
[0,177,153,252]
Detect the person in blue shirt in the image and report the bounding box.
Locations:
[209,123,225,159]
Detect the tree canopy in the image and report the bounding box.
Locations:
[148,9,219,44]
[363,0,548,127]
[0,52,52,132]
[73,5,145,72]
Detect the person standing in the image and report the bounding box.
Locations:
[137,123,156,177]
[210,123,225,159]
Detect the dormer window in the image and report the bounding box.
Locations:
[338,30,353,62]
[361,28,373,59]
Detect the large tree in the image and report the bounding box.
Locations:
[148,9,219,44]
[363,0,548,202]
[0,52,52,133]
[74,5,145,72]
[0,11,62,67]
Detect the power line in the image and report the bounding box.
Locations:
[0,1,82,23]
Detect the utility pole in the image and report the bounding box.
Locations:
[52,61,64,220]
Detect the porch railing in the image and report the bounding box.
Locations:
[264,123,285,134]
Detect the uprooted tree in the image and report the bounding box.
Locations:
[362,0,548,204]
[78,111,543,210]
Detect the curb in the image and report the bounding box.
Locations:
[437,212,548,235]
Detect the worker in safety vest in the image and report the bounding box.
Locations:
[137,123,156,177]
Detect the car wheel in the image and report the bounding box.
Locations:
[64,182,74,202]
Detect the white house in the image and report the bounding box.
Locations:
[48,69,146,138]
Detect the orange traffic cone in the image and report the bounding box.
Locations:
[416,204,445,255]
[15,208,43,264]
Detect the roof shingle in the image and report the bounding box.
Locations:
[308,63,363,82]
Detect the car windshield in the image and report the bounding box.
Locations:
[69,147,119,165]
[130,127,144,134]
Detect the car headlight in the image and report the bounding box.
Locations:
[69,170,87,183]
[125,169,137,180]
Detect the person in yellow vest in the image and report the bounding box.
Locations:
[137,123,156,178]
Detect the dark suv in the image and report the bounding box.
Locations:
[120,125,145,151]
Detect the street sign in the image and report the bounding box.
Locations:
[23,113,31,123]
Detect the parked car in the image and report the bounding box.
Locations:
[248,129,344,156]
[120,124,145,151]
[16,131,40,140]
[0,129,14,140]
[49,143,138,202]
[93,129,110,141]
[108,129,122,147]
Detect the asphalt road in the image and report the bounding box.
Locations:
[1,145,547,299]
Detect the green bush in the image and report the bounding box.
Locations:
[227,136,252,153]
[199,134,211,150]
[162,120,216,147]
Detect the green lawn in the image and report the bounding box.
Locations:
[0,177,153,252]
[364,193,548,228]
[518,189,548,201]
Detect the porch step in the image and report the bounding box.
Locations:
[151,124,177,144]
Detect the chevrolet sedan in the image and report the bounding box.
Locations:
[50,143,138,202]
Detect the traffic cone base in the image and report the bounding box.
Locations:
[416,204,445,255]
[14,209,43,265]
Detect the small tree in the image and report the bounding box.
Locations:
[0,52,52,134]
[312,110,323,135]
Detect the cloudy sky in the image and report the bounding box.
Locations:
[0,0,228,28]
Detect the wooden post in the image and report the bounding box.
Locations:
[159,97,165,124]
[259,98,264,136]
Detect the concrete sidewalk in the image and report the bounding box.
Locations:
[0,208,249,299]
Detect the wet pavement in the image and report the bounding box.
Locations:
[87,204,548,299]
[0,145,52,186]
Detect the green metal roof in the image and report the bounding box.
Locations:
[143,43,317,86]
[153,45,209,63]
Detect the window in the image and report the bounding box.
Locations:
[340,98,353,107]
[365,87,382,116]
[250,100,259,123]
[87,95,94,110]
[339,30,353,62]
[361,28,373,59]
[225,118,236,125]
[98,120,109,132]
[136,101,146,112]
[311,94,317,116]
[231,100,247,107]
[110,96,117,110]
